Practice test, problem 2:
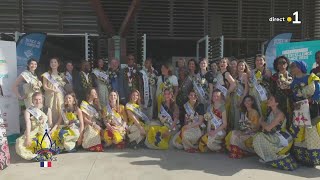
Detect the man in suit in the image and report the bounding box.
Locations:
[108,58,125,103]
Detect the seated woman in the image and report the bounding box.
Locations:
[253,95,297,171]
[172,90,205,153]
[51,92,84,152]
[16,92,53,161]
[199,90,227,152]
[226,95,260,158]
[103,90,128,149]
[145,87,180,150]
[80,88,104,152]
[126,90,150,149]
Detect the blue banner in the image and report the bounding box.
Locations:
[276,40,320,73]
[265,33,292,72]
[16,33,46,75]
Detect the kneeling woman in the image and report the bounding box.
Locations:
[226,95,260,158]
[16,92,53,160]
[173,90,205,152]
[103,90,128,149]
[145,88,180,150]
[253,95,297,170]
[126,90,150,148]
[81,88,104,152]
[51,93,84,152]
[199,90,227,152]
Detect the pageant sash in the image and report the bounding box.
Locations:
[216,82,227,97]
[208,106,223,136]
[184,102,201,123]
[140,69,150,108]
[61,108,79,127]
[93,69,109,83]
[251,74,267,101]
[236,83,244,97]
[106,103,123,126]
[80,101,99,119]
[65,72,72,84]
[27,107,41,120]
[276,131,292,147]
[193,80,206,101]
[160,105,174,125]
[21,70,38,84]
[293,99,312,127]
[126,103,150,122]
[42,72,65,94]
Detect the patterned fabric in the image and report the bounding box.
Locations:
[80,72,93,90]
[21,70,42,108]
[0,110,10,170]
[126,102,146,144]
[82,125,103,152]
[266,155,298,171]
[199,131,226,152]
[145,125,171,150]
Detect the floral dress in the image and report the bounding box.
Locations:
[290,73,320,166]
[0,109,10,170]
[225,109,259,158]
[20,70,42,108]
[253,112,297,171]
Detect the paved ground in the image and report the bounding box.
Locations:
[1,145,320,180]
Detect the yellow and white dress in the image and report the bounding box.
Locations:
[225,109,259,158]
[20,70,42,108]
[80,101,103,152]
[126,102,150,144]
[16,106,51,160]
[172,102,204,150]
[103,104,127,146]
[145,103,179,150]
[51,108,80,152]
[42,72,66,124]
[199,104,226,152]
[253,112,297,170]
[156,75,178,113]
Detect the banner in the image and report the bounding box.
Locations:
[265,33,292,72]
[0,41,20,136]
[16,33,46,75]
[276,40,320,73]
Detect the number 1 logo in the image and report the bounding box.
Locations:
[292,11,301,24]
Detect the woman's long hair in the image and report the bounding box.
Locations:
[108,90,120,112]
[240,95,259,115]
[64,92,79,112]
[130,89,141,105]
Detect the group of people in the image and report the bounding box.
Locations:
[12,52,320,171]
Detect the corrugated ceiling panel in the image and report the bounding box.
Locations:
[0,0,20,32]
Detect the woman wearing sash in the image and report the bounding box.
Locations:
[249,54,272,118]
[172,90,205,153]
[199,90,227,152]
[16,92,53,160]
[103,90,128,149]
[156,64,178,113]
[215,58,236,130]
[289,61,320,167]
[80,88,104,152]
[233,60,250,130]
[270,56,293,128]
[184,59,198,95]
[13,59,42,108]
[64,61,76,93]
[145,87,180,150]
[42,57,66,125]
[93,59,109,106]
[253,95,297,170]
[225,95,260,158]
[51,92,84,152]
[126,90,150,149]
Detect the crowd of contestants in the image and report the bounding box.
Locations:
[11,52,320,171]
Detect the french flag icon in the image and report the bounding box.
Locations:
[40,161,52,168]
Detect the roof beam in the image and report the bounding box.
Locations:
[119,0,141,37]
[90,0,115,36]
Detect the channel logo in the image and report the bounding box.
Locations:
[269,11,301,24]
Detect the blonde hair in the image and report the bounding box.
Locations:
[108,90,120,112]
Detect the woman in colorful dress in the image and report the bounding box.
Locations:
[126,90,150,149]
[80,88,104,152]
[199,90,227,152]
[13,58,42,108]
[16,92,53,161]
[215,58,236,130]
[233,60,250,130]
[102,90,128,149]
[289,61,320,167]
[225,95,260,158]
[51,92,84,152]
[270,56,293,128]
[145,87,180,150]
[172,90,205,153]
[156,64,178,113]
[253,94,297,171]
[42,57,66,125]
[93,59,109,106]
[249,54,272,118]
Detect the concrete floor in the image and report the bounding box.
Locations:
[1,146,320,180]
